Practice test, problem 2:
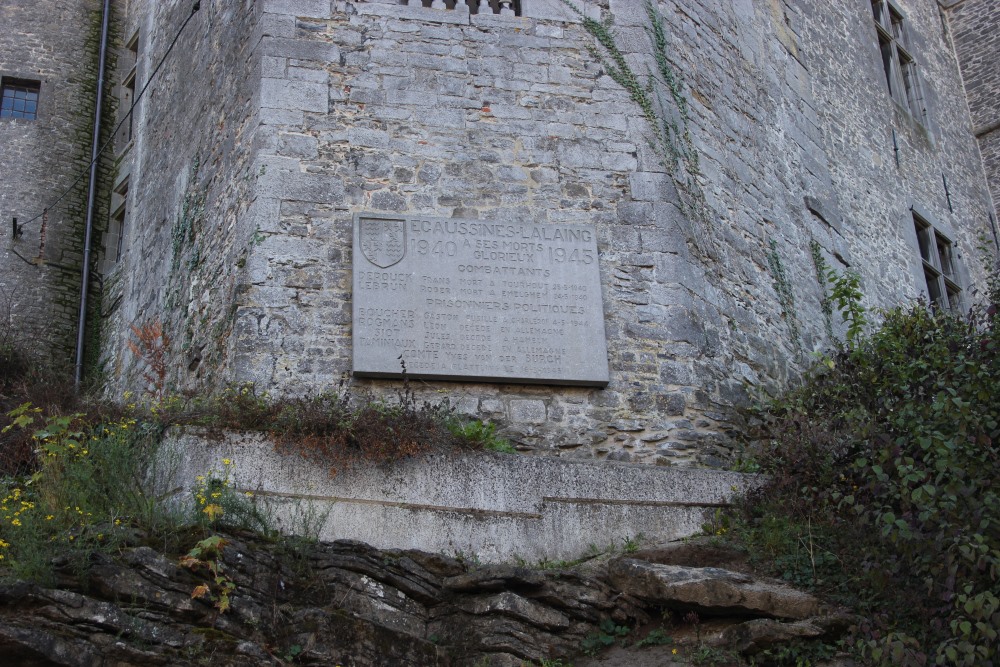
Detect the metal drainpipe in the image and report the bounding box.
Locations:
[75,0,112,388]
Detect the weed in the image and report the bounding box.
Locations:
[580,618,631,655]
[180,534,236,613]
[280,643,303,663]
[689,645,739,666]
[448,419,515,453]
[749,638,837,666]
[701,508,730,537]
[127,320,170,400]
[633,627,673,648]
[621,534,644,553]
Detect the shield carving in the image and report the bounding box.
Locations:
[359,217,406,268]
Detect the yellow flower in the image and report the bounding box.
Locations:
[223,458,232,466]
[203,504,224,521]
[114,519,122,526]
[672,648,678,655]
[11,518,21,527]
[244,492,254,498]
[45,515,54,521]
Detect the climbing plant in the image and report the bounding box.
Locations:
[809,240,834,340]
[565,1,705,220]
[766,239,801,347]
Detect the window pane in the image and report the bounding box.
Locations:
[936,234,955,278]
[915,221,935,264]
[1,79,41,120]
[923,267,943,307]
[889,7,905,42]
[872,0,889,29]
[945,280,962,312]
[879,37,895,93]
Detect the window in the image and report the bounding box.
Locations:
[913,213,962,312]
[871,0,925,122]
[103,177,129,273]
[0,77,40,120]
[115,32,139,152]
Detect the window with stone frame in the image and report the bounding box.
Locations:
[102,177,129,273]
[913,213,963,312]
[0,77,40,120]
[115,32,139,153]
[871,0,926,123]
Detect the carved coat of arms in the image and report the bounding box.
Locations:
[359,217,406,268]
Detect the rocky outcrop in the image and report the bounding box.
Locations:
[607,559,822,620]
[0,533,855,666]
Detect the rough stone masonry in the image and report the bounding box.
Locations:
[7,0,994,465]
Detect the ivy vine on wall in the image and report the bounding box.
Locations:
[564,0,710,244]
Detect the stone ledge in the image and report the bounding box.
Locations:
[160,430,759,562]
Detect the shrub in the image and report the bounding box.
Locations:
[0,407,169,583]
[741,292,1000,665]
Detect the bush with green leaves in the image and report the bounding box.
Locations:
[0,407,173,583]
[742,291,1000,665]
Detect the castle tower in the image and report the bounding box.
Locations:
[0,0,116,370]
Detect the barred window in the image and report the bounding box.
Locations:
[0,78,40,120]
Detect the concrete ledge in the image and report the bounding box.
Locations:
[162,431,758,562]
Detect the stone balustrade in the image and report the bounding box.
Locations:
[405,0,518,15]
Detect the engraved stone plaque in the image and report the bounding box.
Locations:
[352,213,610,386]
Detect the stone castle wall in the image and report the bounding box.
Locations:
[97,0,997,466]
[98,0,263,386]
[947,0,1000,231]
[0,0,115,366]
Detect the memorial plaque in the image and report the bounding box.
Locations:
[352,213,609,386]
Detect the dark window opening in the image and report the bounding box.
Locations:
[914,214,962,312]
[116,32,140,152]
[103,177,129,273]
[870,0,925,123]
[1,77,41,120]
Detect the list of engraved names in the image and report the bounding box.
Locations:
[352,215,609,386]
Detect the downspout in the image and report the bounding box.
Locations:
[75,0,112,388]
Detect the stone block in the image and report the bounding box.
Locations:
[261,0,332,19]
[282,171,346,204]
[260,77,329,112]
[261,36,341,63]
[509,399,547,424]
[521,0,600,22]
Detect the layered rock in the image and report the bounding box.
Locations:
[0,533,855,666]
